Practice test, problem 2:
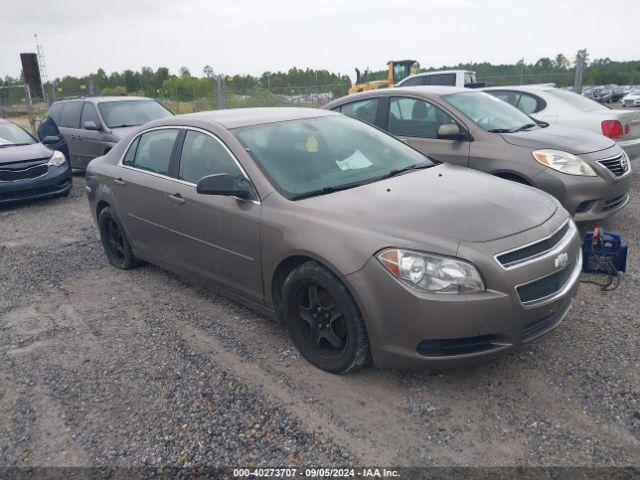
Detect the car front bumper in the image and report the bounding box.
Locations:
[0,163,72,205]
[344,220,582,370]
[530,151,631,222]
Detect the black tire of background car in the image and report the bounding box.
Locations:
[282,261,371,374]
[98,207,144,270]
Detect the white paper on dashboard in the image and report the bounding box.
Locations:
[336,150,373,171]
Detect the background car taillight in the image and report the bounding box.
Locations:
[601,120,624,139]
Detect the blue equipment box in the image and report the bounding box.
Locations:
[582,230,628,274]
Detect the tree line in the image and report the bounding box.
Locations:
[1,53,640,105]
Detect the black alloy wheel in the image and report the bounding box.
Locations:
[282,261,370,373]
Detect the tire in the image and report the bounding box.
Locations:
[98,207,143,270]
[282,261,370,373]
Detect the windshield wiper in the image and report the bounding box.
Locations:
[290,182,365,200]
[109,124,139,128]
[513,122,538,132]
[290,163,433,200]
[486,128,516,133]
[374,162,433,181]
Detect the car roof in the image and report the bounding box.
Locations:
[181,107,337,129]
[393,86,469,95]
[330,86,472,106]
[483,84,556,92]
[54,96,151,104]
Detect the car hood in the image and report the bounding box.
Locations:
[0,142,52,165]
[107,125,142,140]
[499,125,615,154]
[299,164,558,243]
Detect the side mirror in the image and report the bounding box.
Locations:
[42,135,60,145]
[196,173,252,199]
[437,123,466,140]
[84,120,100,131]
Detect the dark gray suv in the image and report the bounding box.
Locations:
[44,96,173,170]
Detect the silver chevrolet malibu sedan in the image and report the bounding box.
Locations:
[86,108,582,373]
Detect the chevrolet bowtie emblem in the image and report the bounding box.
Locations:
[554,252,569,269]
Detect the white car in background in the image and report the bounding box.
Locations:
[483,85,640,161]
[621,89,640,108]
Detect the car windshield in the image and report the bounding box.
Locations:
[0,122,36,146]
[234,115,435,199]
[98,100,173,128]
[548,89,607,111]
[444,91,535,132]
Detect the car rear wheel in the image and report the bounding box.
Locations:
[282,261,370,373]
[98,207,143,270]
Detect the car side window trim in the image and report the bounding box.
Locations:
[168,129,187,179]
[118,125,261,205]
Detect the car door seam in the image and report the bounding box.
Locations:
[127,213,255,261]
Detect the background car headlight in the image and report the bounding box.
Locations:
[532,149,596,176]
[47,150,67,167]
[377,248,485,293]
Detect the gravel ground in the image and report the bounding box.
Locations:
[0,170,639,470]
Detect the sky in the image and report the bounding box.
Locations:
[1,0,638,82]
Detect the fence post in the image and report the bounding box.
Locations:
[216,75,227,109]
[574,55,585,94]
[24,83,36,135]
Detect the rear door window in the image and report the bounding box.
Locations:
[59,101,83,128]
[130,129,179,176]
[338,98,379,125]
[388,97,456,138]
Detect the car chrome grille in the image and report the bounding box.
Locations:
[516,254,579,305]
[496,222,571,268]
[0,164,48,181]
[597,154,629,178]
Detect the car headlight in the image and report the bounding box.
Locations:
[47,150,67,167]
[532,149,596,176]
[377,248,485,293]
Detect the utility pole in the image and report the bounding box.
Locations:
[573,50,587,94]
[520,58,525,85]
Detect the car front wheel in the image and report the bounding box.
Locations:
[282,261,370,373]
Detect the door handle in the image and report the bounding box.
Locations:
[167,193,185,205]
[398,137,409,143]
[113,178,125,186]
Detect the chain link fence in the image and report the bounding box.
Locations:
[1,70,585,135]
[0,80,350,134]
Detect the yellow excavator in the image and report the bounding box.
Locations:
[349,59,420,94]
